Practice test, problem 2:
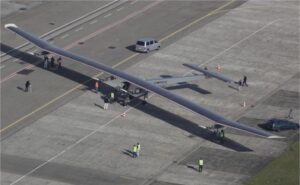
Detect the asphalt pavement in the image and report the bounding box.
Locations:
[1,0,238,137]
[1,0,299,185]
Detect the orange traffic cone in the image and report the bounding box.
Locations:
[241,101,246,108]
[216,64,221,71]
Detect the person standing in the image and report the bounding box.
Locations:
[95,81,99,93]
[110,91,115,103]
[103,97,109,110]
[243,76,248,87]
[136,143,141,157]
[57,61,62,70]
[287,108,293,119]
[219,129,225,143]
[25,80,31,92]
[44,55,49,63]
[50,56,55,68]
[56,57,62,70]
[198,159,204,172]
[220,129,225,138]
[43,59,48,69]
[132,144,138,158]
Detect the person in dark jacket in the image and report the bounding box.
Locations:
[103,97,109,110]
[50,56,55,68]
[242,76,248,87]
[25,80,31,92]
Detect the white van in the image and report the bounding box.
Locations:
[135,37,160,53]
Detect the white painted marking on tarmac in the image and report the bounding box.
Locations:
[12,59,19,62]
[200,20,279,66]
[60,34,69,39]
[89,19,98,24]
[74,27,83,32]
[10,149,67,185]
[0,0,120,59]
[183,20,280,88]
[117,7,124,11]
[9,8,277,185]
[9,102,138,185]
[104,13,112,18]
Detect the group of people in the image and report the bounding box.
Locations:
[43,55,62,70]
[24,55,63,93]
[212,129,225,143]
[130,142,205,172]
[206,126,226,142]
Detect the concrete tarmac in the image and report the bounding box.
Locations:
[1,0,239,137]
[1,0,299,185]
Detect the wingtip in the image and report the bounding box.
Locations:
[268,135,285,139]
[4,23,18,29]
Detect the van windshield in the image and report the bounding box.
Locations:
[136,41,145,46]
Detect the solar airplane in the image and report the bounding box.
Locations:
[4,23,282,139]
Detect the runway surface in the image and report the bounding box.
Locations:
[1,0,299,185]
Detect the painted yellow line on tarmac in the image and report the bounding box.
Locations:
[0,53,138,133]
[159,0,235,42]
[113,53,139,68]
[0,83,83,133]
[0,0,235,133]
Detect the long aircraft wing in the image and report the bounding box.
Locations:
[5,23,282,139]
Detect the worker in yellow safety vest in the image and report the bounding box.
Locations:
[136,143,141,157]
[132,145,138,158]
[110,92,115,102]
[198,159,204,172]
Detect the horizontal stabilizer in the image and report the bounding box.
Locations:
[184,63,236,84]
[146,74,203,86]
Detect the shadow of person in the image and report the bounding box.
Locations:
[94,103,104,109]
[187,164,199,172]
[17,86,26,92]
[122,149,134,158]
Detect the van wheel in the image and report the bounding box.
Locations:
[146,49,150,53]
[156,46,160,50]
